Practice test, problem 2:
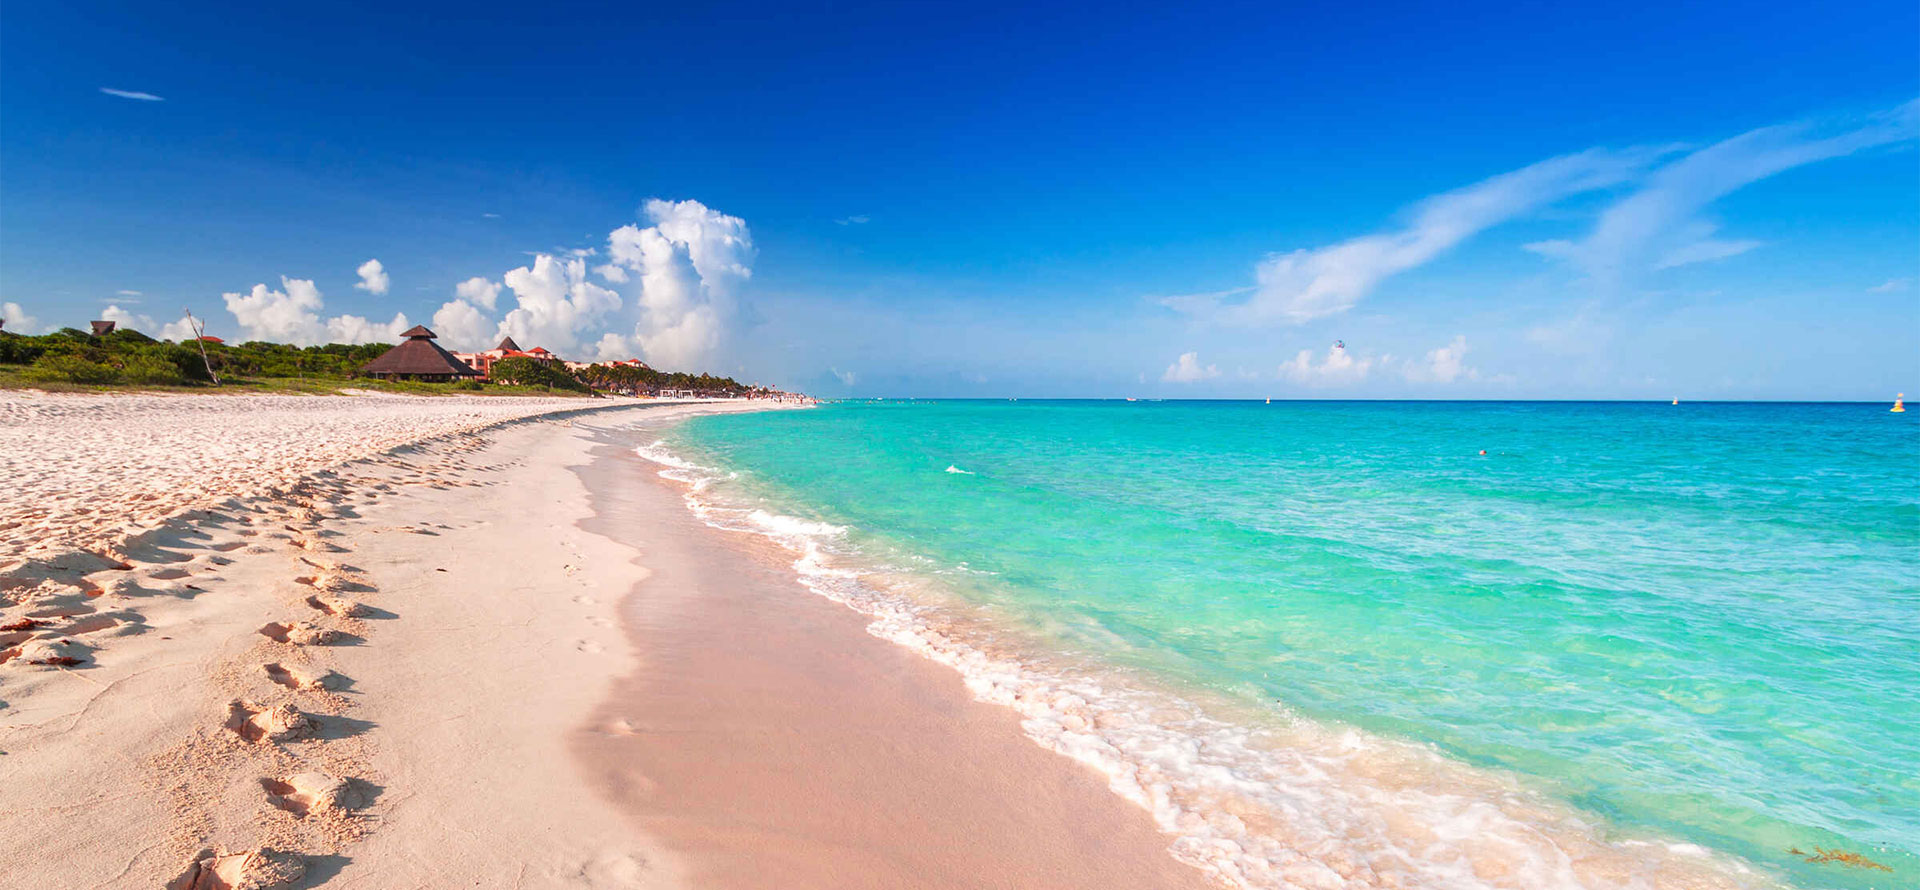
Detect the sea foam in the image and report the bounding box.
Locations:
[632,438,1777,890]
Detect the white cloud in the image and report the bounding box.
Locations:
[431,299,495,351]
[1405,336,1478,384]
[354,258,390,295]
[495,254,623,356]
[1167,148,1657,324]
[100,87,163,101]
[224,278,326,344]
[453,276,501,310]
[116,289,143,297]
[428,276,508,351]
[482,212,501,219]
[836,215,870,226]
[1166,102,1917,327]
[1529,101,1918,283]
[832,367,857,385]
[325,312,411,345]
[593,332,633,361]
[1867,277,1913,293]
[1279,344,1374,385]
[3,302,40,334]
[596,198,755,371]
[428,301,491,352]
[99,304,197,341]
[222,276,409,345]
[1161,351,1221,383]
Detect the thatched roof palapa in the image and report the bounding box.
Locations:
[358,326,481,379]
[495,336,522,352]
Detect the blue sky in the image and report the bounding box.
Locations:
[2,0,1915,398]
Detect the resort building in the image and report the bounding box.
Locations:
[358,325,483,382]
[451,337,565,380]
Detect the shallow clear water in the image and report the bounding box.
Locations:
[661,400,1918,888]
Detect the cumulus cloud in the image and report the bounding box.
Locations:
[453,276,501,310]
[354,259,390,295]
[98,305,199,341]
[596,199,755,371]
[1167,149,1657,324]
[2,302,40,333]
[1405,336,1477,384]
[100,87,163,101]
[592,332,632,361]
[425,276,508,351]
[1279,344,1374,385]
[431,299,494,351]
[221,276,407,345]
[1526,101,1918,283]
[495,255,623,356]
[325,312,411,344]
[1162,352,1221,383]
[225,278,326,343]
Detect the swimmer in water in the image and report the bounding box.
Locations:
[1478,449,1487,456]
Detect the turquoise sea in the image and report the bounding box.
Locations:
[647,401,1917,889]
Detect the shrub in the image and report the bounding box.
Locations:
[452,379,485,391]
[29,354,121,384]
[119,355,186,385]
[490,356,588,391]
[0,334,46,365]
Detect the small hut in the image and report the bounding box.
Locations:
[357,326,482,382]
[90,320,118,336]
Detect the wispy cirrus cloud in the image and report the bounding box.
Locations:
[836,215,870,226]
[99,87,164,102]
[1526,101,1920,283]
[1165,148,1662,324]
[1867,277,1912,293]
[1167,101,1918,327]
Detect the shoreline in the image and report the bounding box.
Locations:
[629,417,1798,890]
[2,392,1220,889]
[569,423,1214,889]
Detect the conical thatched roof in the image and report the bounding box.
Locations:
[496,336,522,351]
[359,326,480,378]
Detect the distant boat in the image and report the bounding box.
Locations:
[1894,393,1906,413]
[1266,397,1271,404]
[1672,398,1679,406]
[1126,397,1138,402]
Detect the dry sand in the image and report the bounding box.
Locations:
[0,391,1210,889]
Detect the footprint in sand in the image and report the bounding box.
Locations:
[304,594,369,618]
[223,700,317,743]
[259,620,343,646]
[575,640,604,654]
[167,848,305,890]
[262,662,343,692]
[261,771,368,817]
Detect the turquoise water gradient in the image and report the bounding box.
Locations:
[668,401,1919,887]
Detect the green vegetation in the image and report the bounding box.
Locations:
[573,362,757,396]
[488,355,592,392]
[0,326,764,398]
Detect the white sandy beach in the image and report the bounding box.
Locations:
[0,391,1212,889]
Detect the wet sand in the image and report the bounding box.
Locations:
[570,430,1216,890]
